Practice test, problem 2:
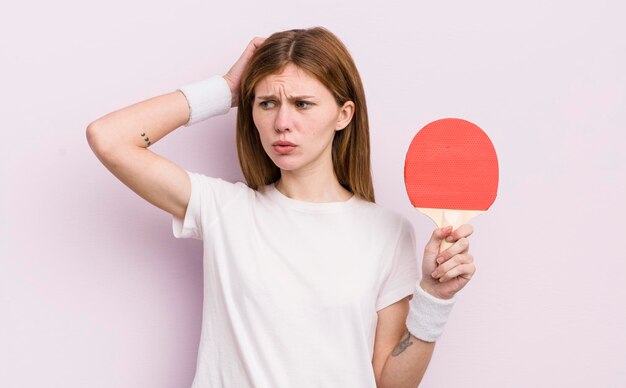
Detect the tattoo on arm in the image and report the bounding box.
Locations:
[140,132,151,147]
[391,329,414,356]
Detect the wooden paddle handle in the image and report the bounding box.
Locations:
[416,208,485,253]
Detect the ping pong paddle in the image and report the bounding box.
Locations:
[404,118,499,252]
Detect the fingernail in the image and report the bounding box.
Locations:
[436,256,443,264]
[446,236,455,242]
[431,271,437,278]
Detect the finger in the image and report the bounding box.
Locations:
[246,37,267,56]
[251,36,267,48]
[431,253,473,279]
[436,237,470,263]
[438,262,476,282]
[424,226,453,256]
[445,223,474,244]
[237,37,267,65]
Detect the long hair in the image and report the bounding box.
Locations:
[236,26,375,202]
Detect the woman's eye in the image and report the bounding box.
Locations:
[258,100,312,109]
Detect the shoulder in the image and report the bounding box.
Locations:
[186,171,255,204]
[351,199,412,236]
[188,171,250,191]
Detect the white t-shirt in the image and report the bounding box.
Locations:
[172,171,420,388]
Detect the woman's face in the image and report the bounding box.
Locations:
[252,63,354,175]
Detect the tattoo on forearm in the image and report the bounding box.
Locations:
[140,132,151,147]
[391,330,414,356]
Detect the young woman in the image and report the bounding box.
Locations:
[87,26,476,388]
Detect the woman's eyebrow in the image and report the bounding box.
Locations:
[255,94,316,101]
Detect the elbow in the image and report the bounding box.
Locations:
[86,121,115,159]
[86,122,102,152]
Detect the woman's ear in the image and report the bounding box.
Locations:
[335,101,355,131]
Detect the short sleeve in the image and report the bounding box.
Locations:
[171,170,247,240]
[375,217,421,311]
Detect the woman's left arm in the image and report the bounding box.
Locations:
[373,298,435,387]
[375,224,476,387]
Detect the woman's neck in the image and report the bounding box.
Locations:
[275,169,353,203]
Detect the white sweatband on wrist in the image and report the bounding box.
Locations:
[406,283,457,343]
[177,75,232,127]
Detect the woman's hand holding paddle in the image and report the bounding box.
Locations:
[419,224,476,300]
[403,118,498,301]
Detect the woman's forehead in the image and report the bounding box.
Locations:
[254,65,329,98]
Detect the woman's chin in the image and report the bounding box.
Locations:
[273,162,300,172]
[270,157,305,173]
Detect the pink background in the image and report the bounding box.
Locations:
[1,1,624,387]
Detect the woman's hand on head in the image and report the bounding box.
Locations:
[420,224,477,300]
[223,36,267,107]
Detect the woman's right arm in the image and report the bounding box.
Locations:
[85,37,265,220]
[86,89,199,220]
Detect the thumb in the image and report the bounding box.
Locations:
[424,226,452,257]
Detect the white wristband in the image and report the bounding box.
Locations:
[177,75,232,127]
[406,283,457,342]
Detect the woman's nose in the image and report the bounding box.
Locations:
[274,104,292,133]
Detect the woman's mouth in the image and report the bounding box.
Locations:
[272,141,297,154]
